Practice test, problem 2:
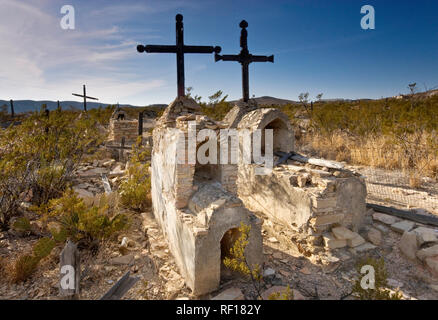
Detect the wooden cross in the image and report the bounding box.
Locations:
[137,14,222,98]
[9,99,14,117]
[215,20,274,103]
[72,85,98,111]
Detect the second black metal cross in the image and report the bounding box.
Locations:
[215,20,274,103]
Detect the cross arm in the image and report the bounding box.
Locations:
[183,45,221,54]
[137,45,177,53]
[215,53,240,62]
[72,93,99,100]
[249,54,274,63]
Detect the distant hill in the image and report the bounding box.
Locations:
[0,100,167,114]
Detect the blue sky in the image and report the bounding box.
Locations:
[1,0,437,105]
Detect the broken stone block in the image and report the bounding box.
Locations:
[297,174,309,187]
[390,220,415,234]
[425,256,438,276]
[399,231,419,260]
[323,233,347,249]
[311,196,337,210]
[332,226,358,240]
[412,227,438,245]
[372,212,398,225]
[211,287,244,300]
[374,224,389,234]
[416,244,438,261]
[347,234,366,248]
[354,242,377,253]
[263,267,276,280]
[366,228,382,246]
[109,165,125,178]
[311,214,344,227]
[110,254,134,265]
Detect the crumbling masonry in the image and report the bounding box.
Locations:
[150,97,367,295]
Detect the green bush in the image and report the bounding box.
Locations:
[119,161,151,211]
[12,217,31,233]
[0,108,105,229]
[40,189,128,242]
[33,237,56,260]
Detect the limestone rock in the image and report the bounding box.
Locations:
[373,212,398,225]
[390,220,415,234]
[412,227,438,245]
[311,214,344,227]
[425,256,438,275]
[348,235,366,248]
[332,226,358,240]
[354,242,377,253]
[416,244,438,261]
[110,254,134,265]
[323,233,347,249]
[399,231,419,260]
[109,165,125,178]
[211,287,244,300]
[366,228,382,246]
[268,237,279,244]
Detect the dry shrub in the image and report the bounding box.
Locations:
[7,254,39,283]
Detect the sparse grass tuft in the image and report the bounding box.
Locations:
[7,254,39,283]
[352,257,403,300]
[268,285,294,300]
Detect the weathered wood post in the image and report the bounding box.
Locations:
[138,111,144,137]
[59,240,81,300]
[119,137,126,162]
[57,100,61,111]
[44,108,50,134]
[10,99,14,118]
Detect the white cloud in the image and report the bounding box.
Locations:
[0,0,167,103]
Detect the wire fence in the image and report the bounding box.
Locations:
[359,167,438,215]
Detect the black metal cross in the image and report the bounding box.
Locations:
[137,14,221,98]
[215,20,274,103]
[72,85,98,112]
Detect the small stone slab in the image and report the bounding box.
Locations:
[373,212,399,225]
[332,227,358,240]
[110,254,134,265]
[425,256,438,275]
[390,220,415,234]
[323,233,347,249]
[412,227,438,245]
[353,242,377,253]
[348,235,366,248]
[211,288,244,300]
[399,232,419,260]
[416,244,438,261]
[367,228,382,246]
